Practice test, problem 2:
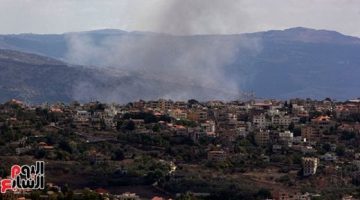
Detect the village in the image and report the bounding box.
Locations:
[1,97,360,200]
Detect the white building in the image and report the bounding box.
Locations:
[253,114,268,129]
[302,157,319,176]
[279,130,294,147]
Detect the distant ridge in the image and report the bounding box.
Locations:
[255,27,360,44]
[0,27,360,101]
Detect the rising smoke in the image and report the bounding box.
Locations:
[66,0,262,103]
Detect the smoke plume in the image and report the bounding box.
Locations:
[65,0,262,103]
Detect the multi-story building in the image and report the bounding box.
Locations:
[188,110,208,122]
[207,150,227,162]
[74,110,91,127]
[272,115,293,127]
[253,114,268,129]
[200,120,216,135]
[169,109,187,120]
[311,115,335,134]
[278,130,294,147]
[302,157,319,176]
[255,130,270,146]
[301,125,321,142]
[174,101,187,109]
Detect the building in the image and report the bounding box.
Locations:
[278,130,294,147]
[253,114,268,129]
[311,115,335,134]
[200,120,216,135]
[116,192,141,200]
[169,109,187,120]
[272,115,292,127]
[207,150,227,162]
[255,130,270,146]
[74,110,91,127]
[301,126,321,142]
[188,110,208,122]
[302,157,319,176]
[273,190,311,200]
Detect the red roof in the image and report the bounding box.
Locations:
[152,197,165,200]
[94,188,108,194]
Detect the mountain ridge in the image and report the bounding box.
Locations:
[0,27,360,102]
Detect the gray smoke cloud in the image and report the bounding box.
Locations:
[65,0,262,103]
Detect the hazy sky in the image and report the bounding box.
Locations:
[1,0,360,36]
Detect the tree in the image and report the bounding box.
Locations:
[257,188,272,199]
[112,149,124,161]
[322,143,331,152]
[152,124,160,132]
[188,99,199,105]
[34,149,46,159]
[288,122,295,131]
[335,145,345,156]
[176,192,199,200]
[340,131,355,141]
[59,140,73,153]
[125,120,135,131]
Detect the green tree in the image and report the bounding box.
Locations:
[257,188,272,199]
[125,120,135,131]
[112,149,125,161]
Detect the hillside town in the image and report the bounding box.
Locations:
[1,98,360,200]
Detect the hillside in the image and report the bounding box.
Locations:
[0,27,360,100]
[0,49,236,103]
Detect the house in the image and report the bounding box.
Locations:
[255,130,270,146]
[278,130,294,147]
[273,190,311,200]
[207,150,227,162]
[336,103,360,118]
[169,109,187,120]
[174,101,187,109]
[300,146,317,154]
[103,116,115,129]
[88,152,109,165]
[273,190,289,200]
[338,122,360,134]
[115,192,140,200]
[38,142,54,151]
[320,153,337,161]
[173,125,188,136]
[187,109,208,122]
[15,146,32,155]
[253,114,268,129]
[311,115,336,134]
[151,197,166,200]
[131,119,146,130]
[95,188,108,195]
[74,110,91,127]
[302,157,319,176]
[200,120,216,135]
[342,195,354,200]
[132,100,146,109]
[352,160,360,169]
[301,125,321,142]
[157,99,173,111]
[272,115,292,127]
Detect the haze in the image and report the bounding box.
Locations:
[0,0,360,36]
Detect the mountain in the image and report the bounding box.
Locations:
[0,27,360,101]
[251,27,360,44]
[247,27,360,99]
[0,49,236,103]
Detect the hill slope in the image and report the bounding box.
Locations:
[0,49,237,103]
[0,27,360,100]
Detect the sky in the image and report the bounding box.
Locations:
[0,0,360,36]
